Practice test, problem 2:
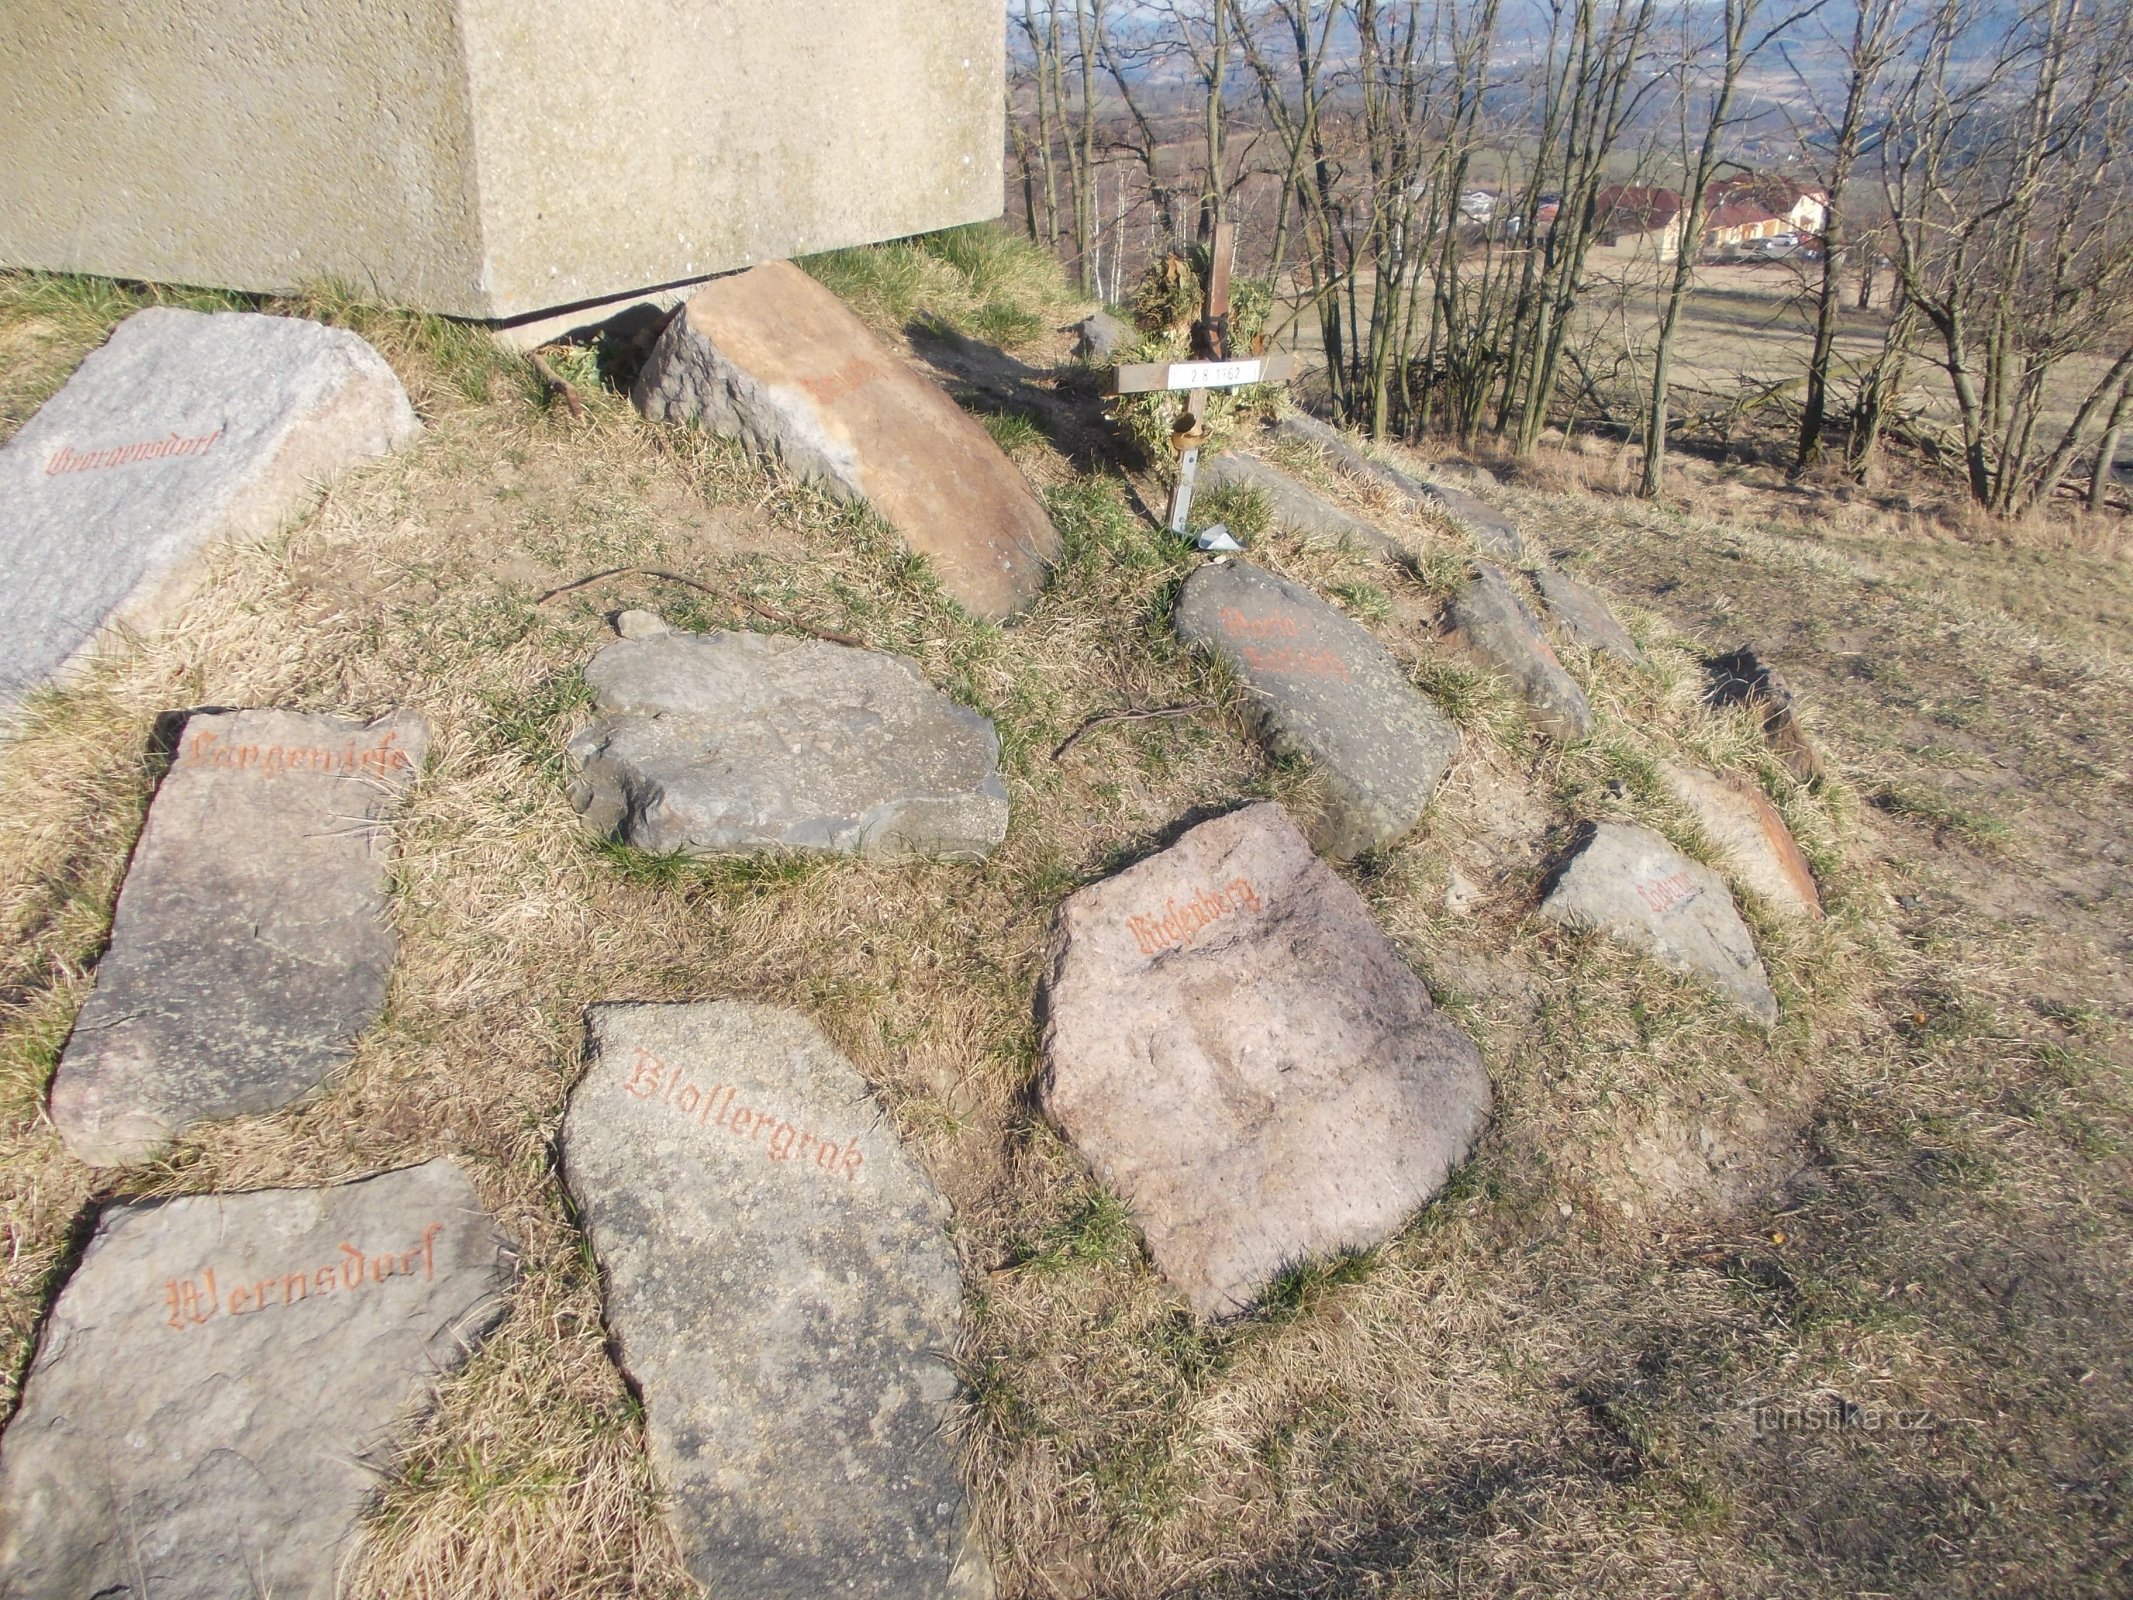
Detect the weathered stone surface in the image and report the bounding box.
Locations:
[0,309,418,710]
[613,606,672,640]
[633,262,1059,619]
[1447,562,1594,741]
[1536,568,1642,665]
[569,630,1008,860]
[1175,561,1459,859]
[1267,412,1526,560]
[1,0,1004,322]
[1661,763,1822,919]
[1041,803,1489,1319]
[1201,450,1399,556]
[1075,310,1130,361]
[1540,822,1779,1024]
[1707,648,1826,785]
[50,709,427,1166]
[564,1002,990,1599]
[0,1159,514,1598]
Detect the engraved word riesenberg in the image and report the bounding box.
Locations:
[1126,876,1264,955]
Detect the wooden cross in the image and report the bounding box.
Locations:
[1112,221,1297,535]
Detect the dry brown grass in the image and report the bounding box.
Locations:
[1,237,2128,1598]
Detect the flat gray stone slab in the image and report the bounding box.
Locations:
[1447,562,1594,741]
[564,1002,990,1600]
[0,309,418,711]
[634,261,1059,620]
[1201,449,1399,556]
[1540,822,1778,1023]
[1176,561,1458,859]
[1075,310,1130,361]
[1041,803,1489,1319]
[0,1159,514,1598]
[1661,763,1822,919]
[569,630,1009,859]
[1269,415,1526,561]
[1536,568,1642,664]
[51,708,427,1166]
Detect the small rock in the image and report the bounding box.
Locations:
[50,708,427,1166]
[1661,763,1822,919]
[633,261,1059,620]
[1074,310,1130,361]
[612,607,671,639]
[0,309,419,710]
[1536,568,1642,665]
[1040,803,1489,1319]
[1540,822,1778,1024]
[1446,563,1594,741]
[0,1159,514,1597]
[1707,648,1826,785]
[1424,478,1527,563]
[1200,450,1402,558]
[1445,865,1484,916]
[1175,561,1460,859]
[569,629,1008,859]
[563,1002,990,1598]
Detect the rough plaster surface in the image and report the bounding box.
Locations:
[50,708,427,1166]
[0,309,418,711]
[634,262,1059,619]
[564,1003,991,1599]
[0,0,1004,320]
[568,630,1010,859]
[1175,561,1459,859]
[0,1160,515,1599]
[1041,803,1490,1319]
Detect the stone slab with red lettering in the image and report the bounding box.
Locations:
[568,630,1009,859]
[50,708,428,1166]
[1446,562,1595,741]
[0,1159,514,1599]
[562,1001,992,1600]
[633,261,1058,620]
[1661,763,1822,919]
[0,309,419,711]
[1175,561,1459,859]
[1041,803,1489,1320]
[1540,822,1779,1023]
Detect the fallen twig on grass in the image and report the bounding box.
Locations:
[536,566,866,647]
[529,352,587,422]
[1051,703,1208,760]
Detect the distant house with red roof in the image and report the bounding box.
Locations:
[1593,185,1685,261]
[1703,198,1787,249]
[1705,174,1829,240]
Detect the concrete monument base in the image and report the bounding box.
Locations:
[0,0,1003,321]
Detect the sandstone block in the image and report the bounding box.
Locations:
[50,708,427,1166]
[633,262,1059,619]
[1041,803,1489,1319]
[1661,763,1822,918]
[1536,568,1643,665]
[563,1002,990,1599]
[1175,561,1459,859]
[568,630,1009,860]
[0,309,417,710]
[0,1,1004,322]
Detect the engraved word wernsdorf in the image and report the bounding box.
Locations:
[1636,868,1702,916]
[183,726,414,779]
[160,1222,444,1332]
[45,427,224,476]
[621,1047,866,1182]
[1127,876,1263,955]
